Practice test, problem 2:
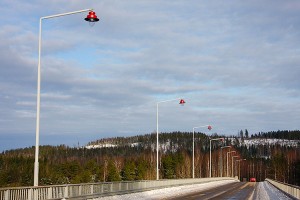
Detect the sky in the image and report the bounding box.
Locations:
[0,0,299,151]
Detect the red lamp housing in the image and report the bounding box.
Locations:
[85,11,99,22]
[179,99,186,105]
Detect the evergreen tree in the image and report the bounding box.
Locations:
[136,159,148,180]
[107,160,121,182]
[245,129,249,138]
[240,130,244,142]
[162,155,175,179]
[122,160,136,181]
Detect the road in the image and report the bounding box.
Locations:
[168,182,256,200]
[95,180,294,200]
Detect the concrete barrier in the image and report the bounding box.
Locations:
[265,178,300,199]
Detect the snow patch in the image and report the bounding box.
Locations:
[85,143,117,149]
[254,181,292,200]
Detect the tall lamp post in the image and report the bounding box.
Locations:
[209,137,224,177]
[231,155,239,177]
[156,98,185,180]
[192,125,212,178]
[220,146,231,177]
[227,151,236,177]
[34,9,99,186]
[236,159,246,180]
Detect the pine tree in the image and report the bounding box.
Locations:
[245,129,249,138]
[162,155,175,179]
[122,160,136,181]
[107,160,121,182]
[136,158,148,180]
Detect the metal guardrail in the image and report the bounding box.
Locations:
[0,177,235,200]
[265,178,300,199]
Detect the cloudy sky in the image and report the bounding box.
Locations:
[0,0,299,151]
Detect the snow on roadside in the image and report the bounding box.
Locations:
[93,180,237,200]
[254,181,293,200]
[254,182,271,200]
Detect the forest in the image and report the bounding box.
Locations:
[0,130,300,187]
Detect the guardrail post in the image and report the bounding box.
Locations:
[47,187,52,199]
[28,188,32,200]
[4,190,9,200]
[33,188,37,200]
[64,185,68,198]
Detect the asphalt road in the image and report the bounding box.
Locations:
[167,182,256,200]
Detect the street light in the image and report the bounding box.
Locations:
[34,9,99,186]
[236,159,246,180]
[227,151,236,177]
[209,137,224,177]
[156,98,185,180]
[231,155,239,177]
[192,125,212,178]
[85,11,100,26]
[220,146,231,177]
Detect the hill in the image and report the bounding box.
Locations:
[0,130,300,187]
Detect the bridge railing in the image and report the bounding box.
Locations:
[0,177,235,200]
[265,178,300,199]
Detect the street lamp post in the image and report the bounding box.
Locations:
[227,151,236,177]
[236,159,246,181]
[220,146,231,177]
[156,98,185,180]
[192,125,212,178]
[209,137,224,177]
[34,9,99,186]
[231,156,239,177]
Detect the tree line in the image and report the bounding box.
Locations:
[0,130,299,187]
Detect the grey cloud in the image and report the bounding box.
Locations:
[0,0,300,150]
